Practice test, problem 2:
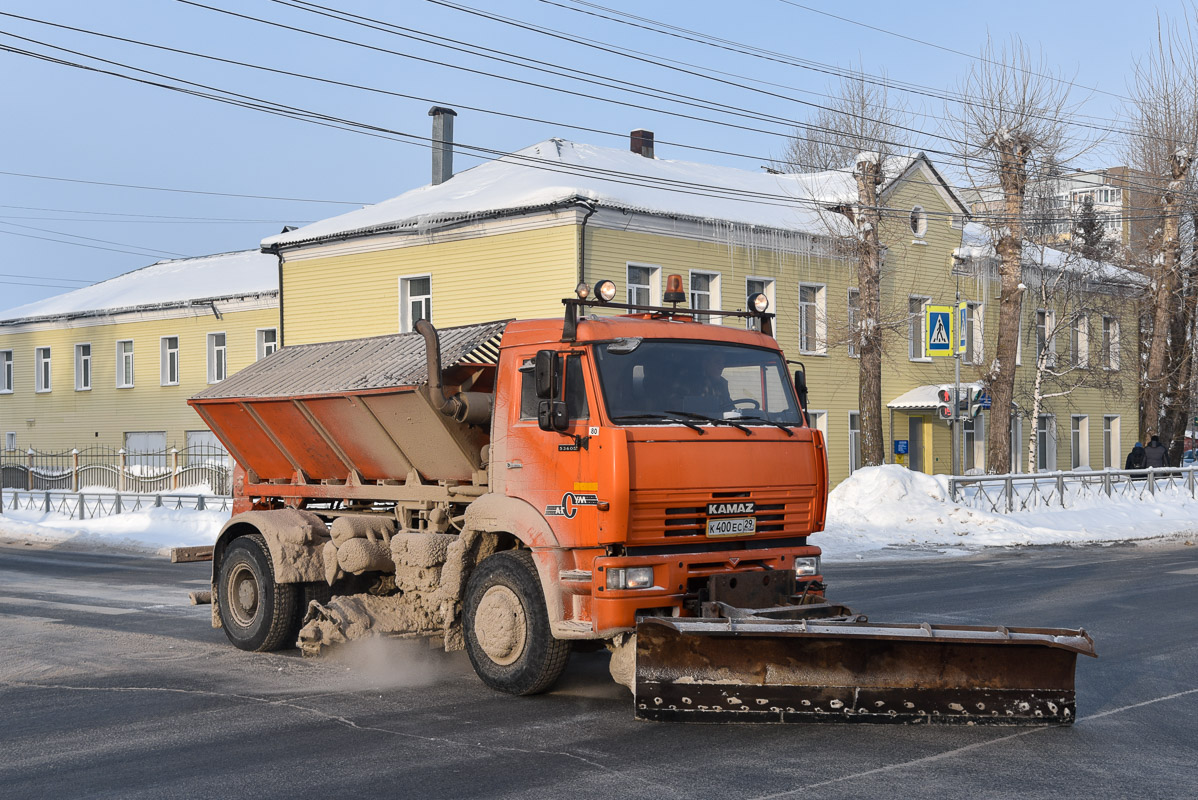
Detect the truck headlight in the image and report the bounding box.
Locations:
[606,566,655,590]
[795,557,821,577]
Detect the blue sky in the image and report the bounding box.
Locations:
[0,0,1187,310]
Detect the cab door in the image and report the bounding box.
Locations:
[503,349,603,548]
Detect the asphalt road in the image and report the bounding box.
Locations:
[1,539,1195,800]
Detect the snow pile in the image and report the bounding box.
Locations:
[0,507,225,555]
[820,465,1198,560]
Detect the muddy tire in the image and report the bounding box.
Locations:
[217,533,300,652]
[464,550,570,695]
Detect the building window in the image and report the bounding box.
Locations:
[689,271,719,324]
[34,347,51,393]
[909,206,927,238]
[207,333,227,384]
[399,275,431,333]
[848,411,862,474]
[0,350,11,393]
[746,277,775,331]
[1069,316,1088,367]
[1103,415,1120,469]
[964,414,986,473]
[1036,414,1056,472]
[847,289,861,358]
[256,328,278,360]
[1034,310,1056,366]
[1071,415,1089,470]
[4,431,15,451]
[798,283,826,354]
[116,340,134,388]
[161,337,179,386]
[908,296,930,360]
[627,263,660,306]
[1100,316,1120,370]
[75,344,91,391]
[806,410,827,439]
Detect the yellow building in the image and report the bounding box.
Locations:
[0,250,279,460]
[263,133,1139,483]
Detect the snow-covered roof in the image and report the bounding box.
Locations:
[0,250,278,324]
[954,222,1140,284]
[262,140,960,250]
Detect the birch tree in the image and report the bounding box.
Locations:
[780,74,908,467]
[949,37,1076,474]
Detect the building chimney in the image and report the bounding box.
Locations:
[630,129,654,158]
[429,106,457,185]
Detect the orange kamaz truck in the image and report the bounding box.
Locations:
[189,277,1094,723]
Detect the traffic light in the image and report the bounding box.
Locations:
[967,386,984,418]
[936,387,954,420]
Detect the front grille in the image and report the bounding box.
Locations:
[629,487,816,544]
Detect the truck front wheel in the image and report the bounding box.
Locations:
[217,533,301,652]
[464,550,570,695]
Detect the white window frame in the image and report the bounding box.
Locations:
[1035,309,1056,367]
[75,343,91,391]
[1071,414,1089,470]
[1101,316,1120,370]
[963,301,983,365]
[1037,414,1057,472]
[1103,415,1120,469]
[848,410,862,474]
[1070,315,1089,368]
[626,262,661,306]
[908,295,931,362]
[847,288,861,358]
[35,346,51,393]
[160,336,180,386]
[798,283,827,355]
[745,276,776,331]
[4,431,15,451]
[806,409,828,439]
[398,274,432,333]
[116,340,135,388]
[909,205,928,239]
[207,332,227,384]
[0,350,11,393]
[964,414,986,473]
[688,270,720,325]
[256,328,279,360]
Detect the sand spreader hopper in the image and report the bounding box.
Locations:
[635,603,1096,724]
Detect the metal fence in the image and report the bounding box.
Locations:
[0,489,231,518]
[0,444,231,495]
[948,466,1198,513]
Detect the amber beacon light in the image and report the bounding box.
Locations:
[663,273,686,304]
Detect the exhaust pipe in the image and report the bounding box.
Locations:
[415,319,492,425]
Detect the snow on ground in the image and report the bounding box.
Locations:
[820,465,1198,561]
[1,465,1196,559]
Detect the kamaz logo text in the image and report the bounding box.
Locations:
[707,501,755,516]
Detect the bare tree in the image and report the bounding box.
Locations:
[949,37,1078,474]
[1126,10,1198,450]
[780,74,909,467]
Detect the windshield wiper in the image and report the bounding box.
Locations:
[611,414,705,434]
[728,414,796,436]
[665,410,752,436]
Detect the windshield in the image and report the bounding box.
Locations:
[593,340,803,426]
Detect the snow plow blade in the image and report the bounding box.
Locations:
[634,615,1096,724]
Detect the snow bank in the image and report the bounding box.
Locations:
[820,465,1198,561]
[0,507,225,555]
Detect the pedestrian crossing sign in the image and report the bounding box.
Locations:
[926,305,954,357]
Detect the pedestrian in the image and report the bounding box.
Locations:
[1125,442,1147,470]
[1144,435,1169,469]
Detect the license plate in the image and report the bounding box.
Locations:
[707,516,756,537]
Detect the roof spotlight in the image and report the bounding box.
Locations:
[664,273,686,304]
[748,292,769,314]
[594,279,617,303]
[575,281,590,300]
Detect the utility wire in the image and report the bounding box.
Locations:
[0,228,188,258]
[0,220,187,256]
[0,202,312,222]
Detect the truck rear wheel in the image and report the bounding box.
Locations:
[464,550,570,695]
[217,533,300,652]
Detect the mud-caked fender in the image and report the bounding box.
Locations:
[211,509,330,627]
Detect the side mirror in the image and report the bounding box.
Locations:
[537,399,569,432]
[534,350,559,399]
[793,368,810,425]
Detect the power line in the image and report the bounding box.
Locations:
[0,228,183,258]
[0,278,98,290]
[0,220,188,256]
[0,271,91,283]
[0,202,313,222]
